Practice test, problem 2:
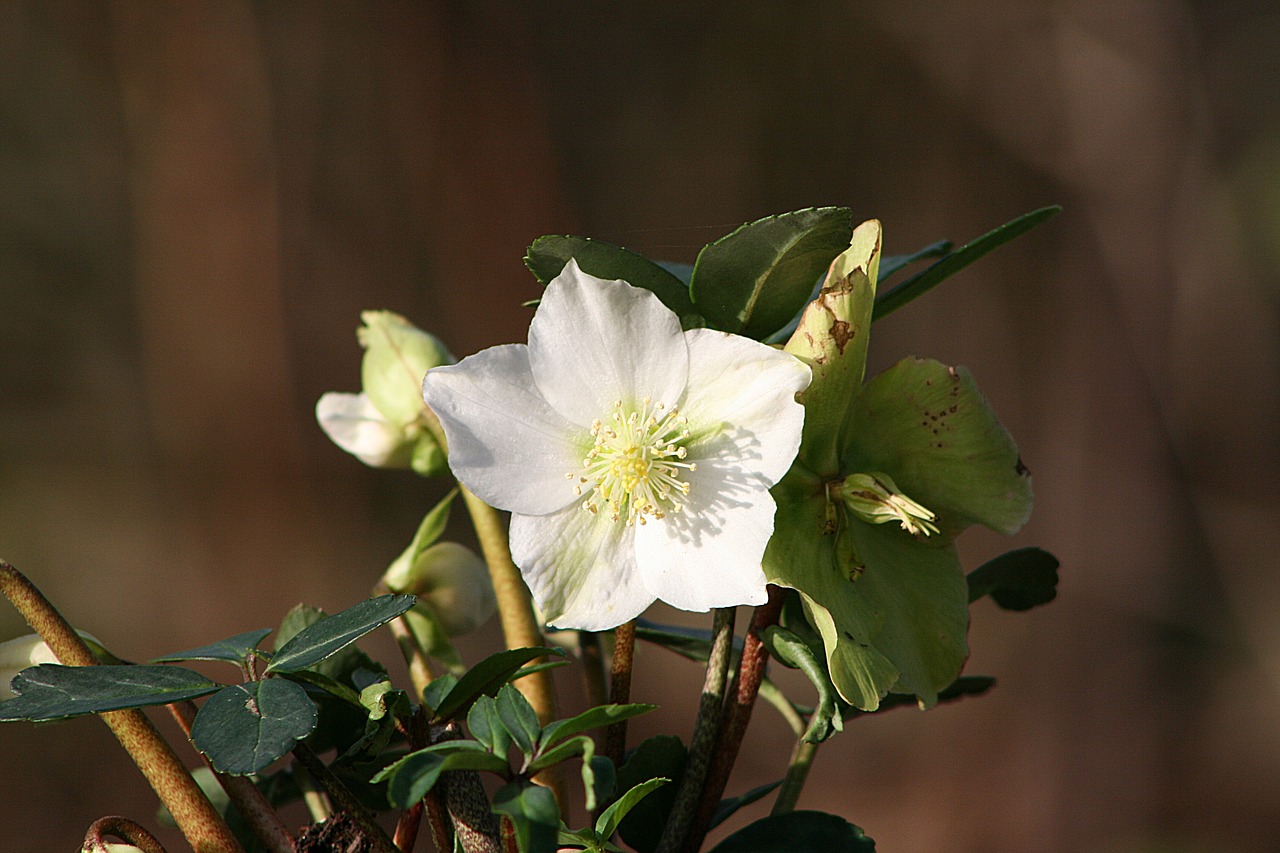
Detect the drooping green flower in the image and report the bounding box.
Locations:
[317,311,454,475]
[765,220,1033,711]
[422,260,811,631]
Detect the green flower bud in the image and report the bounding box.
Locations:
[836,472,940,537]
[384,541,495,636]
[359,311,455,430]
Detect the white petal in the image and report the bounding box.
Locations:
[510,506,654,631]
[422,345,586,515]
[528,260,688,425]
[679,328,810,485]
[316,392,408,467]
[635,462,774,612]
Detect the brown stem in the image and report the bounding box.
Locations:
[83,816,168,853]
[604,619,637,769]
[0,560,244,853]
[683,587,786,852]
[167,701,296,853]
[393,801,424,851]
[292,743,397,853]
[578,630,609,709]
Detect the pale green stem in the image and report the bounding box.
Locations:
[771,738,820,815]
[654,607,736,853]
[0,560,244,853]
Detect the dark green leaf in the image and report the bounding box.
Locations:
[273,603,388,688]
[873,206,1061,320]
[615,735,686,853]
[708,811,875,852]
[511,659,572,681]
[761,626,842,744]
[877,239,952,284]
[496,682,541,757]
[401,607,464,675]
[422,672,458,712]
[190,679,318,775]
[374,740,510,808]
[429,646,563,723]
[595,777,670,841]
[847,675,996,720]
[708,779,784,830]
[540,703,657,751]
[525,235,697,321]
[691,207,852,339]
[267,595,415,674]
[150,628,273,666]
[966,547,1059,610]
[493,780,560,853]
[278,668,364,707]
[588,754,616,814]
[0,664,220,722]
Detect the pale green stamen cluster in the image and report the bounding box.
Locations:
[839,472,940,537]
[566,397,696,525]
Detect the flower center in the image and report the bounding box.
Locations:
[567,397,696,525]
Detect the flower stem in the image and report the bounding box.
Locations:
[578,629,609,709]
[604,619,637,769]
[771,738,820,815]
[654,607,736,853]
[684,587,786,852]
[83,816,168,853]
[0,560,244,853]
[293,742,396,853]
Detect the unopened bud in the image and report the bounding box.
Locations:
[359,311,455,430]
[838,472,939,537]
[384,542,495,636]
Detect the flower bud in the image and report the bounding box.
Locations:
[384,541,495,636]
[837,472,940,537]
[358,311,455,430]
[316,392,415,468]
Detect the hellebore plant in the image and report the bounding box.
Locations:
[0,205,1060,853]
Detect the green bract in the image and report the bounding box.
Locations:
[765,219,1033,711]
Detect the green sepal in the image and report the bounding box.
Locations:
[189,679,318,775]
[692,207,853,340]
[761,625,842,743]
[359,310,454,429]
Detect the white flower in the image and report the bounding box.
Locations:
[421,260,811,630]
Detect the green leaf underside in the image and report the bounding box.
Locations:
[190,679,318,775]
[873,205,1061,320]
[494,780,561,853]
[267,595,415,674]
[615,735,686,853]
[844,358,1032,536]
[541,703,657,751]
[0,664,220,721]
[375,740,511,808]
[525,235,697,320]
[428,646,563,722]
[692,207,853,339]
[707,810,875,852]
[967,547,1060,610]
[151,628,274,665]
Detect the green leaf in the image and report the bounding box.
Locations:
[493,780,560,853]
[691,207,853,339]
[873,205,1061,320]
[761,626,842,743]
[383,489,458,594]
[877,239,952,283]
[429,646,563,723]
[707,810,875,852]
[467,694,512,756]
[189,679,318,775]
[967,547,1059,610]
[708,778,784,831]
[595,777,670,841]
[496,682,542,757]
[401,607,464,675]
[374,740,511,808]
[267,595,415,674]
[847,675,996,720]
[422,672,458,711]
[614,735,686,853]
[540,702,657,752]
[150,629,273,666]
[525,235,697,322]
[0,664,220,722]
[529,734,603,810]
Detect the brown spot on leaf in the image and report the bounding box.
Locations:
[1015,457,1030,476]
[830,319,854,354]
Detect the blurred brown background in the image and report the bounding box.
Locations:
[2,2,1278,851]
